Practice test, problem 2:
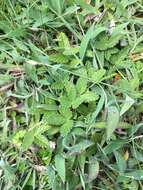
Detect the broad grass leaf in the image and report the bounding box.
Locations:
[46,0,64,14]
[80,25,106,60]
[106,106,120,140]
[67,140,94,155]
[91,94,105,121]
[60,120,73,136]
[128,123,143,136]
[47,166,56,188]
[64,5,80,15]
[120,95,135,116]
[0,21,11,33]
[0,159,15,183]
[104,140,127,155]
[76,0,97,13]
[33,15,52,28]
[55,154,65,183]
[114,151,126,174]
[21,169,33,189]
[124,170,143,180]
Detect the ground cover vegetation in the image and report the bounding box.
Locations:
[0,0,143,189]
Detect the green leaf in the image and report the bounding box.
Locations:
[67,140,94,155]
[91,93,105,121]
[60,120,73,136]
[80,25,106,60]
[124,170,143,180]
[63,47,79,55]
[89,69,106,83]
[72,91,98,109]
[76,77,88,95]
[88,160,99,182]
[24,64,38,82]
[44,112,65,125]
[49,53,69,64]
[65,80,77,102]
[114,151,126,174]
[95,33,123,50]
[120,95,135,116]
[47,0,64,14]
[104,140,127,155]
[35,134,49,147]
[106,106,120,140]
[22,128,36,151]
[76,0,97,14]
[0,159,15,183]
[58,32,70,49]
[64,5,80,15]
[0,74,13,86]
[55,154,65,183]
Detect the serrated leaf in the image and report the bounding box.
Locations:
[59,95,72,113]
[65,80,77,102]
[44,112,65,125]
[35,134,49,147]
[49,53,69,64]
[22,128,36,151]
[63,47,79,55]
[106,106,120,140]
[55,154,65,183]
[120,95,135,116]
[76,77,88,95]
[95,33,123,50]
[60,120,73,136]
[58,32,70,49]
[72,91,98,109]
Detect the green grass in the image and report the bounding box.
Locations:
[0,0,143,189]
